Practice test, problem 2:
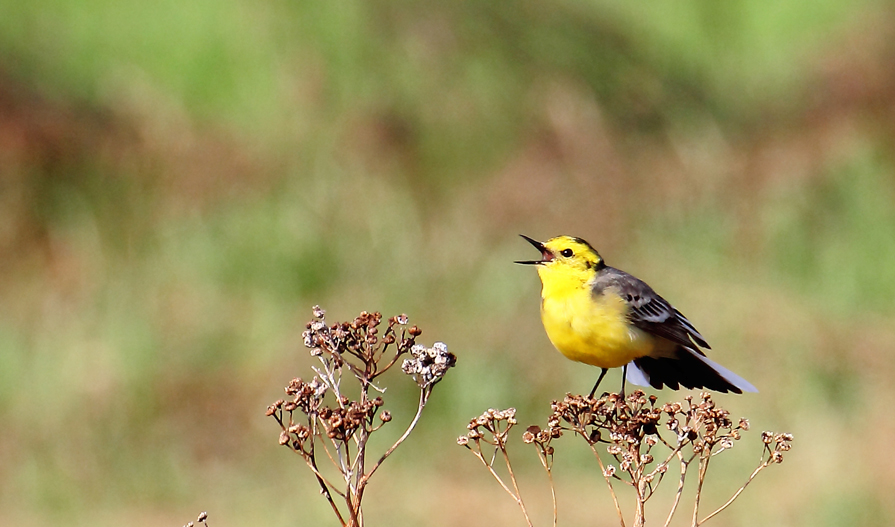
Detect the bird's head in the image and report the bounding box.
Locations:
[516,235,604,284]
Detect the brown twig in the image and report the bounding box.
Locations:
[532,442,558,527]
[662,450,693,527]
[360,387,430,487]
[459,408,534,527]
[588,443,627,527]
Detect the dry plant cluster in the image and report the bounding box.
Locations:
[266,307,456,527]
[459,391,792,527]
[263,307,791,527]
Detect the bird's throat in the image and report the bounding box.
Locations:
[536,263,593,301]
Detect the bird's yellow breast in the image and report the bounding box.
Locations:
[537,265,652,368]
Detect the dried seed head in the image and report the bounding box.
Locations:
[523,425,542,445]
[402,341,457,388]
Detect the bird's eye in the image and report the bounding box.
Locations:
[561,249,573,257]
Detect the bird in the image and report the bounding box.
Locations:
[516,234,756,397]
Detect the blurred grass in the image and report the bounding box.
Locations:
[1,0,895,525]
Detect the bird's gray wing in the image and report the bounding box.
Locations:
[593,267,710,351]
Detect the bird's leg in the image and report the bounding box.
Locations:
[620,364,628,399]
[588,368,609,399]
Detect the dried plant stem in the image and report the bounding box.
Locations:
[361,387,430,486]
[633,477,647,527]
[316,428,343,478]
[663,450,692,527]
[534,447,558,527]
[470,449,532,527]
[353,427,367,489]
[350,389,430,526]
[691,448,713,527]
[588,444,626,527]
[307,451,348,526]
[300,453,345,499]
[461,413,539,519]
[345,492,361,527]
[475,448,519,500]
[698,459,771,524]
[500,443,534,527]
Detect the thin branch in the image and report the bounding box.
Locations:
[500,436,534,527]
[351,390,372,521]
[662,449,691,527]
[335,439,351,486]
[306,451,348,526]
[373,350,408,379]
[469,446,533,527]
[588,443,627,527]
[344,490,360,527]
[295,447,347,499]
[535,446,558,527]
[315,424,342,474]
[360,387,429,486]
[699,460,770,524]
[691,446,713,527]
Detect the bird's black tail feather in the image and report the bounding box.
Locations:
[629,347,757,394]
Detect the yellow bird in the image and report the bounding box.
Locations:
[516,235,756,396]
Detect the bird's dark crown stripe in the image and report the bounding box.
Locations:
[570,237,597,253]
[569,237,605,268]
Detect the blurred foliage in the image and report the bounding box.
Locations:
[1,0,895,526]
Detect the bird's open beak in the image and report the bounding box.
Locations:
[514,234,554,265]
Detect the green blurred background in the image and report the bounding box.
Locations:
[2,1,894,525]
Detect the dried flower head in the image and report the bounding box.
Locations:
[458,407,518,447]
[402,342,457,388]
